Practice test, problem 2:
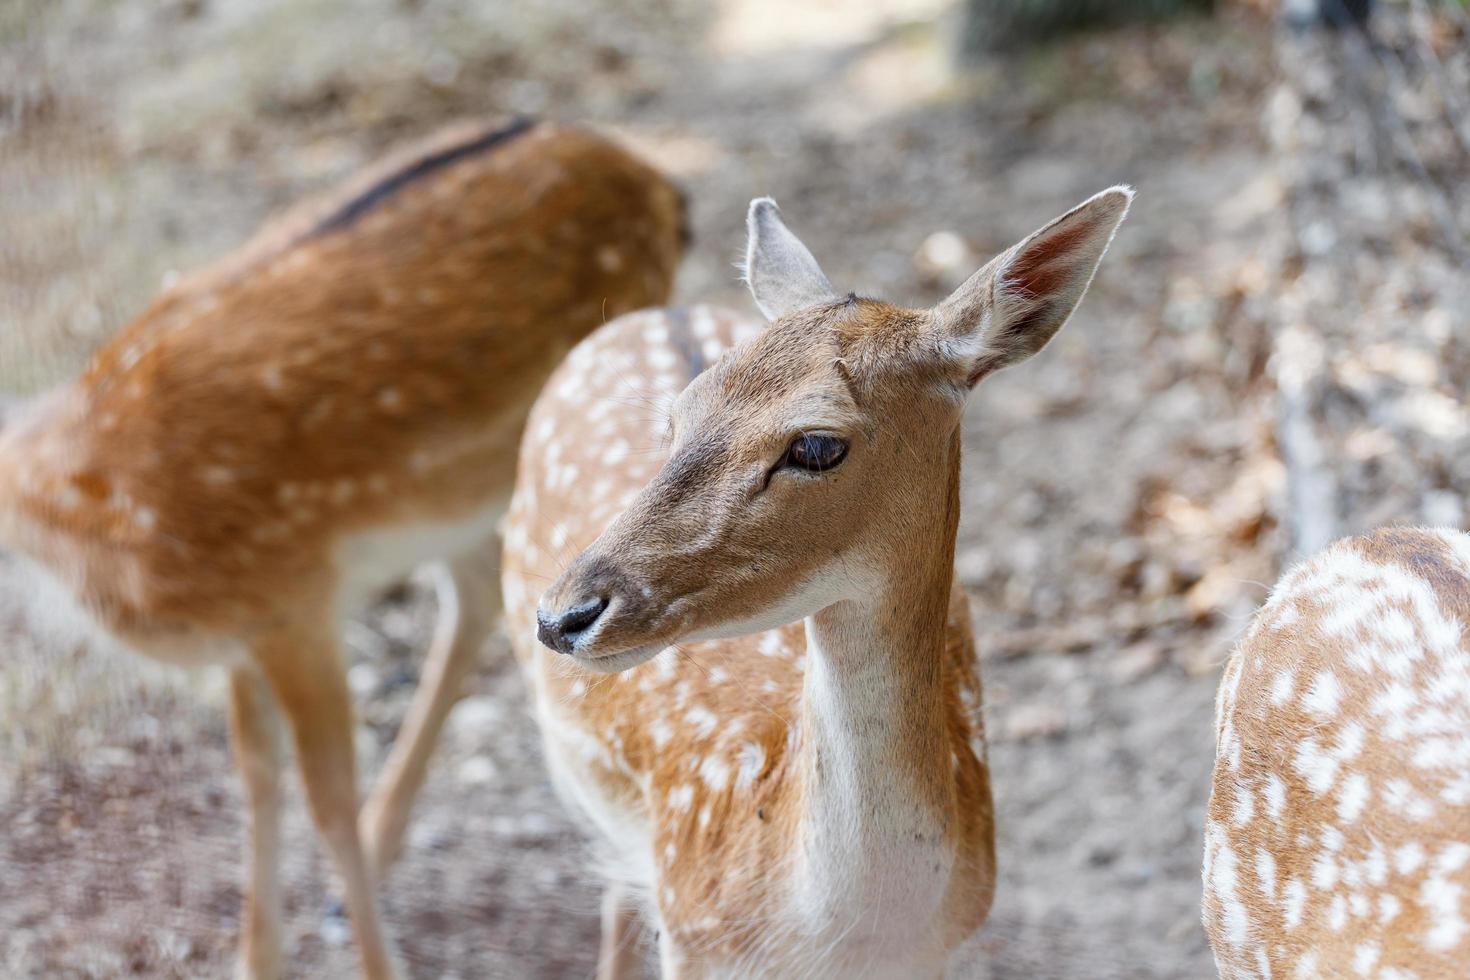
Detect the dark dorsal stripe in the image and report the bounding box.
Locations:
[307,116,539,240]
[663,306,707,379]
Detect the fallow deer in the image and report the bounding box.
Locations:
[502,187,1133,977]
[1204,526,1470,979]
[0,117,687,979]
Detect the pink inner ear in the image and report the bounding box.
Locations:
[1006,217,1096,297]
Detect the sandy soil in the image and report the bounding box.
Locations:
[0,1,1301,977]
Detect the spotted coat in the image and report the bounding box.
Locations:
[501,305,994,975]
[1205,527,1470,979]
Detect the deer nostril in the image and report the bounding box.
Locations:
[559,597,608,634]
[536,597,610,655]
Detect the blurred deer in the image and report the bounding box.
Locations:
[0,117,687,979]
[1204,526,1470,979]
[502,188,1131,976]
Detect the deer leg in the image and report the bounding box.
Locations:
[229,668,285,980]
[360,541,502,880]
[597,883,645,980]
[254,623,400,980]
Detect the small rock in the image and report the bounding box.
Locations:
[347,662,379,698]
[320,903,351,948]
[449,696,503,744]
[456,755,499,787]
[1002,703,1067,742]
[913,230,973,287]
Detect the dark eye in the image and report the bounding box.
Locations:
[785,434,848,473]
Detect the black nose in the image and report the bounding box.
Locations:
[536,597,609,655]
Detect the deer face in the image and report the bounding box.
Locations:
[538,189,1132,671]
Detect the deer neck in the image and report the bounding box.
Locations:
[789,437,962,942]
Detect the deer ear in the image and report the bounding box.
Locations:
[743,198,839,321]
[933,186,1133,386]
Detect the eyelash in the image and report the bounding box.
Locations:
[758,434,849,491]
[786,434,848,472]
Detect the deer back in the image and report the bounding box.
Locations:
[0,119,686,639]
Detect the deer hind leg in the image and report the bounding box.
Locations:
[253,621,400,980]
[229,668,285,980]
[359,539,502,880]
[597,883,645,980]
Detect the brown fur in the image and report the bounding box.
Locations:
[502,305,997,974]
[1204,526,1470,979]
[503,189,1127,977]
[0,118,686,978]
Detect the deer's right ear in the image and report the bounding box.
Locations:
[743,198,839,321]
[931,186,1133,387]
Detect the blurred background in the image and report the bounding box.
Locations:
[1,0,1466,976]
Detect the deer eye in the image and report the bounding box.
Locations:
[784,434,848,473]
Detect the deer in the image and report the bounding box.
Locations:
[500,186,1133,977]
[1203,526,1470,979]
[0,116,687,979]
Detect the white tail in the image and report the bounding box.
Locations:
[1204,526,1470,978]
[502,188,1131,976]
[0,118,686,979]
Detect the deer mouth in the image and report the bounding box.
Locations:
[571,641,667,674]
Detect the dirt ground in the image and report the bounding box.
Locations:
[1,0,1421,977]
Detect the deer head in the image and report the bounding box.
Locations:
[537,187,1133,671]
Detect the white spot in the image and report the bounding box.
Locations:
[1363,847,1388,886]
[699,756,730,792]
[1351,943,1378,976]
[1270,670,1296,706]
[1263,773,1287,822]
[1312,851,1339,890]
[757,633,787,657]
[1327,893,1347,931]
[736,742,766,789]
[1394,842,1426,875]
[1436,843,1470,875]
[1232,788,1255,826]
[1302,671,1342,717]
[1207,832,1249,947]
[602,440,631,466]
[1336,772,1370,823]
[649,719,673,749]
[1283,879,1307,929]
[1421,874,1466,950]
[1255,849,1277,900]
[1384,779,1435,821]
[667,784,695,812]
[685,705,717,737]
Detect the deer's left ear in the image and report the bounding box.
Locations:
[932,186,1133,386]
[744,198,840,321]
